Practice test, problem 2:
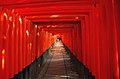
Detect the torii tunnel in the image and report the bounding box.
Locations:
[0,0,120,79]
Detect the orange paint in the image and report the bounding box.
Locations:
[2,49,5,70]
[2,59,5,70]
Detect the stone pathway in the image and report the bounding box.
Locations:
[37,41,81,79]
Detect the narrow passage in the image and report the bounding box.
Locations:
[37,41,81,79]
